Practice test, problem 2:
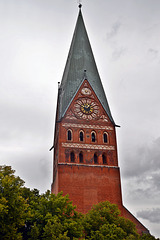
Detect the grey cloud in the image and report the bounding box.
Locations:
[127,184,160,203]
[106,21,126,60]
[121,137,160,205]
[1,149,52,193]
[131,188,154,200]
[149,173,160,192]
[106,22,121,39]
[148,48,159,59]
[122,137,160,178]
[112,47,126,60]
[137,208,160,223]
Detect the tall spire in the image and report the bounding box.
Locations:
[58,8,115,124]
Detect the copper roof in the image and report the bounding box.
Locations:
[58,9,115,124]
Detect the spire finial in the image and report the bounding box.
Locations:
[84,69,87,79]
[78,0,82,9]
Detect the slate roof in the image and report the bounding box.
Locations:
[58,8,115,124]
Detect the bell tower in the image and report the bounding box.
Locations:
[51,6,149,234]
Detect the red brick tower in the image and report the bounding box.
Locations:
[51,6,149,234]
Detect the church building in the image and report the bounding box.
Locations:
[51,5,149,234]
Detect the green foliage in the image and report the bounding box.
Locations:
[82,201,138,239]
[0,166,29,239]
[0,166,83,239]
[29,222,39,240]
[25,191,83,239]
[82,202,159,240]
[139,233,160,240]
[0,165,158,240]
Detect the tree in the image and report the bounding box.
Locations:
[82,201,158,240]
[140,234,159,240]
[23,190,83,239]
[0,165,158,240]
[0,166,29,239]
[0,166,83,239]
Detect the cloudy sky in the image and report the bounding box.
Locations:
[0,0,160,237]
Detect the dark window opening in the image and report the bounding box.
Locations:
[103,133,108,143]
[79,152,83,163]
[94,153,98,164]
[70,152,75,162]
[102,154,107,164]
[67,130,72,141]
[80,131,83,141]
[92,132,96,142]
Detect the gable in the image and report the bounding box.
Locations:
[63,79,113,124]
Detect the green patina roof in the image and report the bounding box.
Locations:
[58,8,115,124]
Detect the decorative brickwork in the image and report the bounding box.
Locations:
[62,123,113,130]
[52,78,120,205]
[62,142,115,150]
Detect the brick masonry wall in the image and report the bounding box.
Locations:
[51,79,149,234]
[57,164,123,213]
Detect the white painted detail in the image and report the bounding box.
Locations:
[62,123,113,130]
[62,142,115,150]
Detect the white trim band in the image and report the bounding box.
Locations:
[62,142,115,150]
[62,123,113,131]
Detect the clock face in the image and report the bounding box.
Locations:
[74,98,100,120]
[81,103,93,114]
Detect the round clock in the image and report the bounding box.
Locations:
[74,98,100,120]
[81,103,93,114]
[81,87,91,95]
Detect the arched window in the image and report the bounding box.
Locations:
[79,152,83,163]
[67,129,72,141]
[79,131,84,142]
[102,153,107,164]
[91,132,96,142]
[103,132,108,143]
[70,151,75,162]
[94,153,98,164]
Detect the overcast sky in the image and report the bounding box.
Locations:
[0,0,160,238]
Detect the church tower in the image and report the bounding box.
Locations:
[51,6,149,234]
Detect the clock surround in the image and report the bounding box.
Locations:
[73,98,100,120]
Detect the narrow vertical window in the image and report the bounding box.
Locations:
[102,153,107,164]
[70,151,75,162]
[103,133,108,143]
[94,153,98,164]
[91,132,96,142]
[67,129,72,141]
[80,131,84,141]
[79,152,83,163]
